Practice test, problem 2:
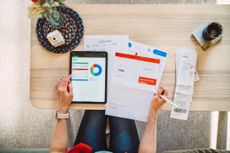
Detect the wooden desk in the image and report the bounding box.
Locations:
[30,5,230,111]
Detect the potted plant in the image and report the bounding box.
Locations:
[28,0,66,28]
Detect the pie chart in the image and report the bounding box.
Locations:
[90,64,102,76]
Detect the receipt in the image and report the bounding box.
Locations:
[176,49,199,84]
[175,85,194,96]
[170,48,197,120]
[177,56,195,86]
[170,93,192,120]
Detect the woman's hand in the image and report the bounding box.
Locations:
[151,86,168,112]
[56,75,73,113]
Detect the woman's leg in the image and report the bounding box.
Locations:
[109,116,140,153]
[74,110,107,152]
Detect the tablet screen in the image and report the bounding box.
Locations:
[70,52,107,103]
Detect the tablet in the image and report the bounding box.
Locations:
[70,51,108,104]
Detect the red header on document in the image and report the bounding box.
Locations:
[115,52,160,64]
[138,77,157,86]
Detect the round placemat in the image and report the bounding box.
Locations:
[36,6,84,53]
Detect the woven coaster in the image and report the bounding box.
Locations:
[36,6,84,53]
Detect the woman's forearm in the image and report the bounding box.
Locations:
[50,76,73,153]
[139,86,168,153]
[139,109,157,153]
[50,119,68,153]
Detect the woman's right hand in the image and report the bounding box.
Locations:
[151,86,168,112]
[56,75,73,113]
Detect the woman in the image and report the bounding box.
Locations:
[50,75,168,153]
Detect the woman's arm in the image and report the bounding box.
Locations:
[139,86,168,153]
[50,119,68,153]
[50,76,73,153]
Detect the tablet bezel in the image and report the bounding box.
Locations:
[69,51,108,104]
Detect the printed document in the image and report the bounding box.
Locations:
[106,41,168,121]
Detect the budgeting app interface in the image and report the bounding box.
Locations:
[71,56,106,102]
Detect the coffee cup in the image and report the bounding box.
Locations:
[202,22,223,41]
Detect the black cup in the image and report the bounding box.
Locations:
[202,22,223,41]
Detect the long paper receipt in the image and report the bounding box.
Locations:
[170,48,197,120]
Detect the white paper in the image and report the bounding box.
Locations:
[84,35,129,73]
[84,35,129,52]
[170,48,197,120]
[84,35,129,93]
[107,86,153,121]
[106,41,168,121]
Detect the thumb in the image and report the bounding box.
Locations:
[69,83,73,95]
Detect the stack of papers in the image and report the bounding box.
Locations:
[84,35,168,121]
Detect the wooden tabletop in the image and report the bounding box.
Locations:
[30,5,230,111]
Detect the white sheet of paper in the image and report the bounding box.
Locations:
[84,35,129,72]
[84,35,129,93]
[107,86,153,121]
[106,41,168,121]
[84,35,129,52]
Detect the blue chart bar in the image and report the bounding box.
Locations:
[72,78,88,81]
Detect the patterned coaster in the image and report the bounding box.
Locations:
[36,6,84,53]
